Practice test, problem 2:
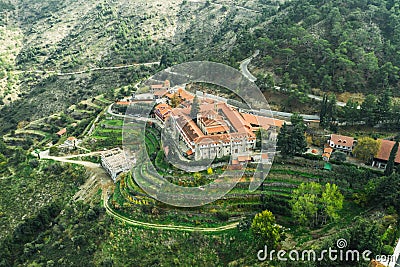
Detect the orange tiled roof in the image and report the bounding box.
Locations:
[155,103,171,110]
[375,139,400,163]
[172,110,204,140]
[217,103,255,138]
[231,160,240,165]
[116,101,131,106]
[241,113,285,129]
[151,84,163,89]
[206,125,229,134]
[155,103,173,119]
[56,128,67,136]
[238,155,252,162]
[322,153,331,159]
[177,88,195,101]
[196,134,231,145]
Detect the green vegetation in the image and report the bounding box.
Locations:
[291,182,344,227]
[1,0,400,265]
[277,114,307,156]
[353,137,381,162]
[250,210,281,248]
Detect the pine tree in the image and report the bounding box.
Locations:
[343,99,359,125]
[277,115,307,156]
[327,93,337,124]
[361,94,377,127]
[376,89,392,124]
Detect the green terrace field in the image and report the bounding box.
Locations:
[110,150,369,233]
[106,120,387,255]
[2,95,112,150]
[83,115,143,151]
[105,152,386,261]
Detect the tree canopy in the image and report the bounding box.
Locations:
[290,182,344,227]
[277,114,307,157]
[251,210,281,248]
[353,137,381,162]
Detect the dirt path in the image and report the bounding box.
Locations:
[40,152,240,232]
[11,62,160,76]
[103,195,239,232]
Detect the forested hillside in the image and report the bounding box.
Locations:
[251,0,400,94]
[0,0,400,132]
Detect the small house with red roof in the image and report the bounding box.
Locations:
[372,139,400,169]
[328,134,356,153]
[56,128,67,137]
[322,147,333,161]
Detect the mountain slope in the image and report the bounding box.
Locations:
[1,0,400,134]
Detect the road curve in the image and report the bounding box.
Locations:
[104,195,239,232]
[240,50,259,82]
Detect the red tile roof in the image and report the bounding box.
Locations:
[116,101,131,106]
[56,128,67,136]
[375,140,400,163]
[217,103,255,138]
[238,155,252,162]
[241,113,285,129]
[177,88,195,101]
[151,84,163,89]
[330,134,355,147]
[155,104,172,120]
[206,125,229,134]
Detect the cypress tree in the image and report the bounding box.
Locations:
[320,94,328,128]
[385,140,399,176]
[190,95,200,122]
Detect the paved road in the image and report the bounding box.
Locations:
[275,86,360,109]
[240,50,259,82]
[271,110,320,121]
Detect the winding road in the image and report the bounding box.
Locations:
[104,196,239,232]
[240,50,361,110]
[240,50,259,82]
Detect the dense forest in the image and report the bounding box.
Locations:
[249,0,400,94]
